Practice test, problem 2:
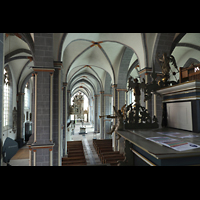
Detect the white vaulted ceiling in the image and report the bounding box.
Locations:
[59,33,146,97]
[8,33,200,102]
[4,34,34,93]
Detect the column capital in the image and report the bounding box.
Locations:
[31,67,55,73]
[104,94,112,97]
[63,82,68,87]
[53,61,63,69]
[117,89,127,92]
[111,84,117,88]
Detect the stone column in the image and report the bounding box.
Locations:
[63,82,67,156]
[67,90,71,121]
[16,92,25,144]
[117,89,127,109]
[30,68,55,166]
[100,91,104,139]
[116,89,127,151]
[94,95,98,133]
[53,61,63,166]
[67,90,73,139]
[104,94,112,139]
[28,33,55,166]
[112,84,117,151]
[97,94,100,133]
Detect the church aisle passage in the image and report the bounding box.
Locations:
[2,33,196,166]
[71,122,102,166]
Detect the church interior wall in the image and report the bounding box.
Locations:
[3,33,200,166]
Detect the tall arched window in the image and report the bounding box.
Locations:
[24,82,30,110]
[3,67,11,127]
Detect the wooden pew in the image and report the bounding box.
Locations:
[98,147,113,155]
[62,140,86,166]
[62,162,87,166]
[62,159,86,165]
[62,156,85,161]
[93,140,112,152]
[102,154,124,164]
[99,151,120,161]
[93,139,126,166]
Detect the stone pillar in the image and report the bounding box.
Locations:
[100,91,104,139]
[117,89,127,109]
[28,33,55,166]
[97,94,101,132]
[95,94,100,133]
[67,90,71,121]
[104,94,112,139]
[63,82,67,156]
[112,84,117,151]
[53,61,63,166]
[30,68,55,166]
[16,92,25,143]
[64,89,71,155]
[94,95,98,133]
[116,89,127,151]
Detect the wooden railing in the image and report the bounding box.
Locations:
[179,63,200,83]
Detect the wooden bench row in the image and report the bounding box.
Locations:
[62,140,87,166]
[93,139,125,166]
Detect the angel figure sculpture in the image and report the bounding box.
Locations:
[156,52,179,84]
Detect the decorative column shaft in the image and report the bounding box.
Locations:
[112,84,117,151]
[94,95,98,133]
[100,91,104,139]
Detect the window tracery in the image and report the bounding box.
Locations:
[24,82,30,110]
[3,67,11,127]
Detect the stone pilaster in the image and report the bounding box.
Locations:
[53,61,63,166]
[27,33,55,166]
[116,89,127,109]
[29,68,55,166]
[16,92,24,143]
[111,84,117,151]
[94,95,98,133]
[100,91,104,139]
[104,94,112,139]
